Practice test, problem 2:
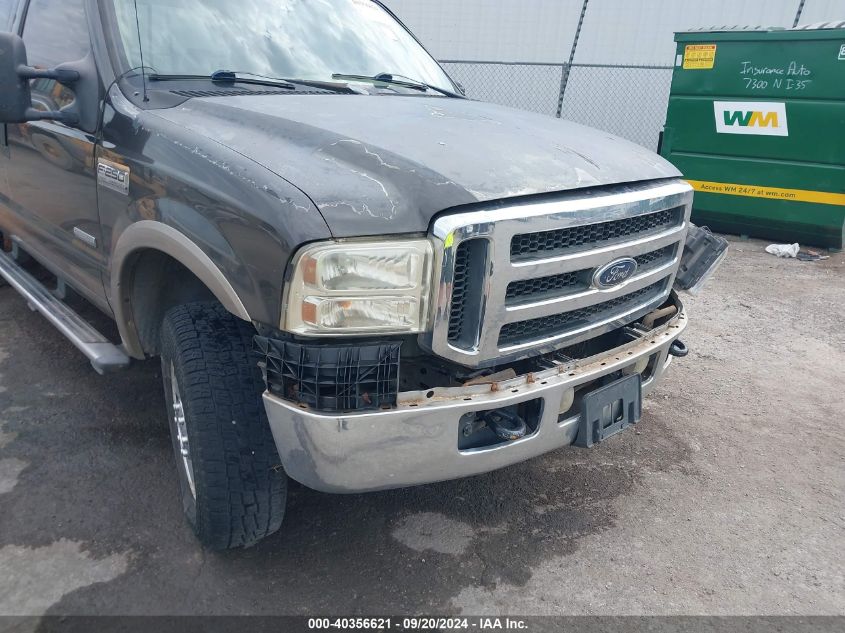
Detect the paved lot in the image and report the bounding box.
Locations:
[0,237,843,617]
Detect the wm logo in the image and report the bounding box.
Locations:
[723,110,779,128]
[714,101,789,137]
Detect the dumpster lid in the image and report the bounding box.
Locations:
[679,21,845,33]
[793,20,845,30]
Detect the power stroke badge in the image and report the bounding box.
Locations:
[97,159,130,195]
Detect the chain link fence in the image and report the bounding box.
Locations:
[435,0,816,151]
[559,64,675,150]
[440,61,674,151]
[439,61,567,117]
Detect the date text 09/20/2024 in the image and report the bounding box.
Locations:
[307,617,529,630]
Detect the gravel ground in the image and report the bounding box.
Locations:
[0,236,842,617]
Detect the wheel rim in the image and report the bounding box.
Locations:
[171,363,196,499]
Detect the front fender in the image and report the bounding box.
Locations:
[98,96,333,357]
[111,220,251,357]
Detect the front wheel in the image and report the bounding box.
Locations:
[160,302,287,549]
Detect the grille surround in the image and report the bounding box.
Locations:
[420,180,694,368]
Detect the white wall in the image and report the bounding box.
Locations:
[573,0,801,65]
[385,0,584,62]
[799,0,845,24]
[386,0,844,64]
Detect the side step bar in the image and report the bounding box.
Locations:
[0,249,131,374]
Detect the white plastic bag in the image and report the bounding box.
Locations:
[765,243,800,258]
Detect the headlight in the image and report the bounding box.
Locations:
[284,239,434,335]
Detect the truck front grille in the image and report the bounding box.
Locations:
[448,239,488,347]
[447,241,471,342]
[511,207,684,260]
[499,281,666,346]
[423,180,694,368]
[505,245,677,305]
[634,244,677,269]
[506,270,581,303]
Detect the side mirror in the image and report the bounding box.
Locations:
[0,32,82,126]
[0,33,35,123]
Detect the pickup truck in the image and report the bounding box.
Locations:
[0,0,726,549]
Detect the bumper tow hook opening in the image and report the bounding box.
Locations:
[482,410,528,441]
[669,340,689,358]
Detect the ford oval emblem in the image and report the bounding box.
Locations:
[593,258,638,290]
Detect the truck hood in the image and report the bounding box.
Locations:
[153,95,680,237]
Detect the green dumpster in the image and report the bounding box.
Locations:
[660,23,845,249]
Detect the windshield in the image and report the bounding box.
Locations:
[108,0,455,92]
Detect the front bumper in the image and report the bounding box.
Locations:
[263,301,688,493]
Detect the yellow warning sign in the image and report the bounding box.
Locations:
[686,180,845,206]
[683,44,717,70]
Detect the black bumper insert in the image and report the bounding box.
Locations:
[255,338,401,413]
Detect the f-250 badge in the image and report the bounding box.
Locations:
[97,159,130,195]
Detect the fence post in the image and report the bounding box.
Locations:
[793,0,806,27]
[556,0,590,118]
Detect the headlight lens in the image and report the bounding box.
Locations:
[284,240,434,334]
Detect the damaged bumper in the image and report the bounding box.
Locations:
[263,298,688,493]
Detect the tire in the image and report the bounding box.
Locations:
[160,302,286,549]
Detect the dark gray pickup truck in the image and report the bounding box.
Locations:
[0,0,726,549]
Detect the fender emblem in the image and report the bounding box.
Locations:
[97,159,130,196]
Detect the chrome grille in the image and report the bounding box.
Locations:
[447,241,472,342]
[506,271,581,303]
[511,207,684,260]
[499,281,667,346]
[447,239,488,349]
[635,244,676,270]
[422,180,694,368]
[505,244,677,305]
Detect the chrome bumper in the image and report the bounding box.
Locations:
[263,303,687,493]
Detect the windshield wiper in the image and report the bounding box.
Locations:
[215,71,360,93]
[149,71,296,90]
[331,73,463,98]
[148,71,355,94]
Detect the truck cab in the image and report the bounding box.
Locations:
[0,0,724,549]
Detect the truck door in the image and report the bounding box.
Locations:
[4,0,107,308]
